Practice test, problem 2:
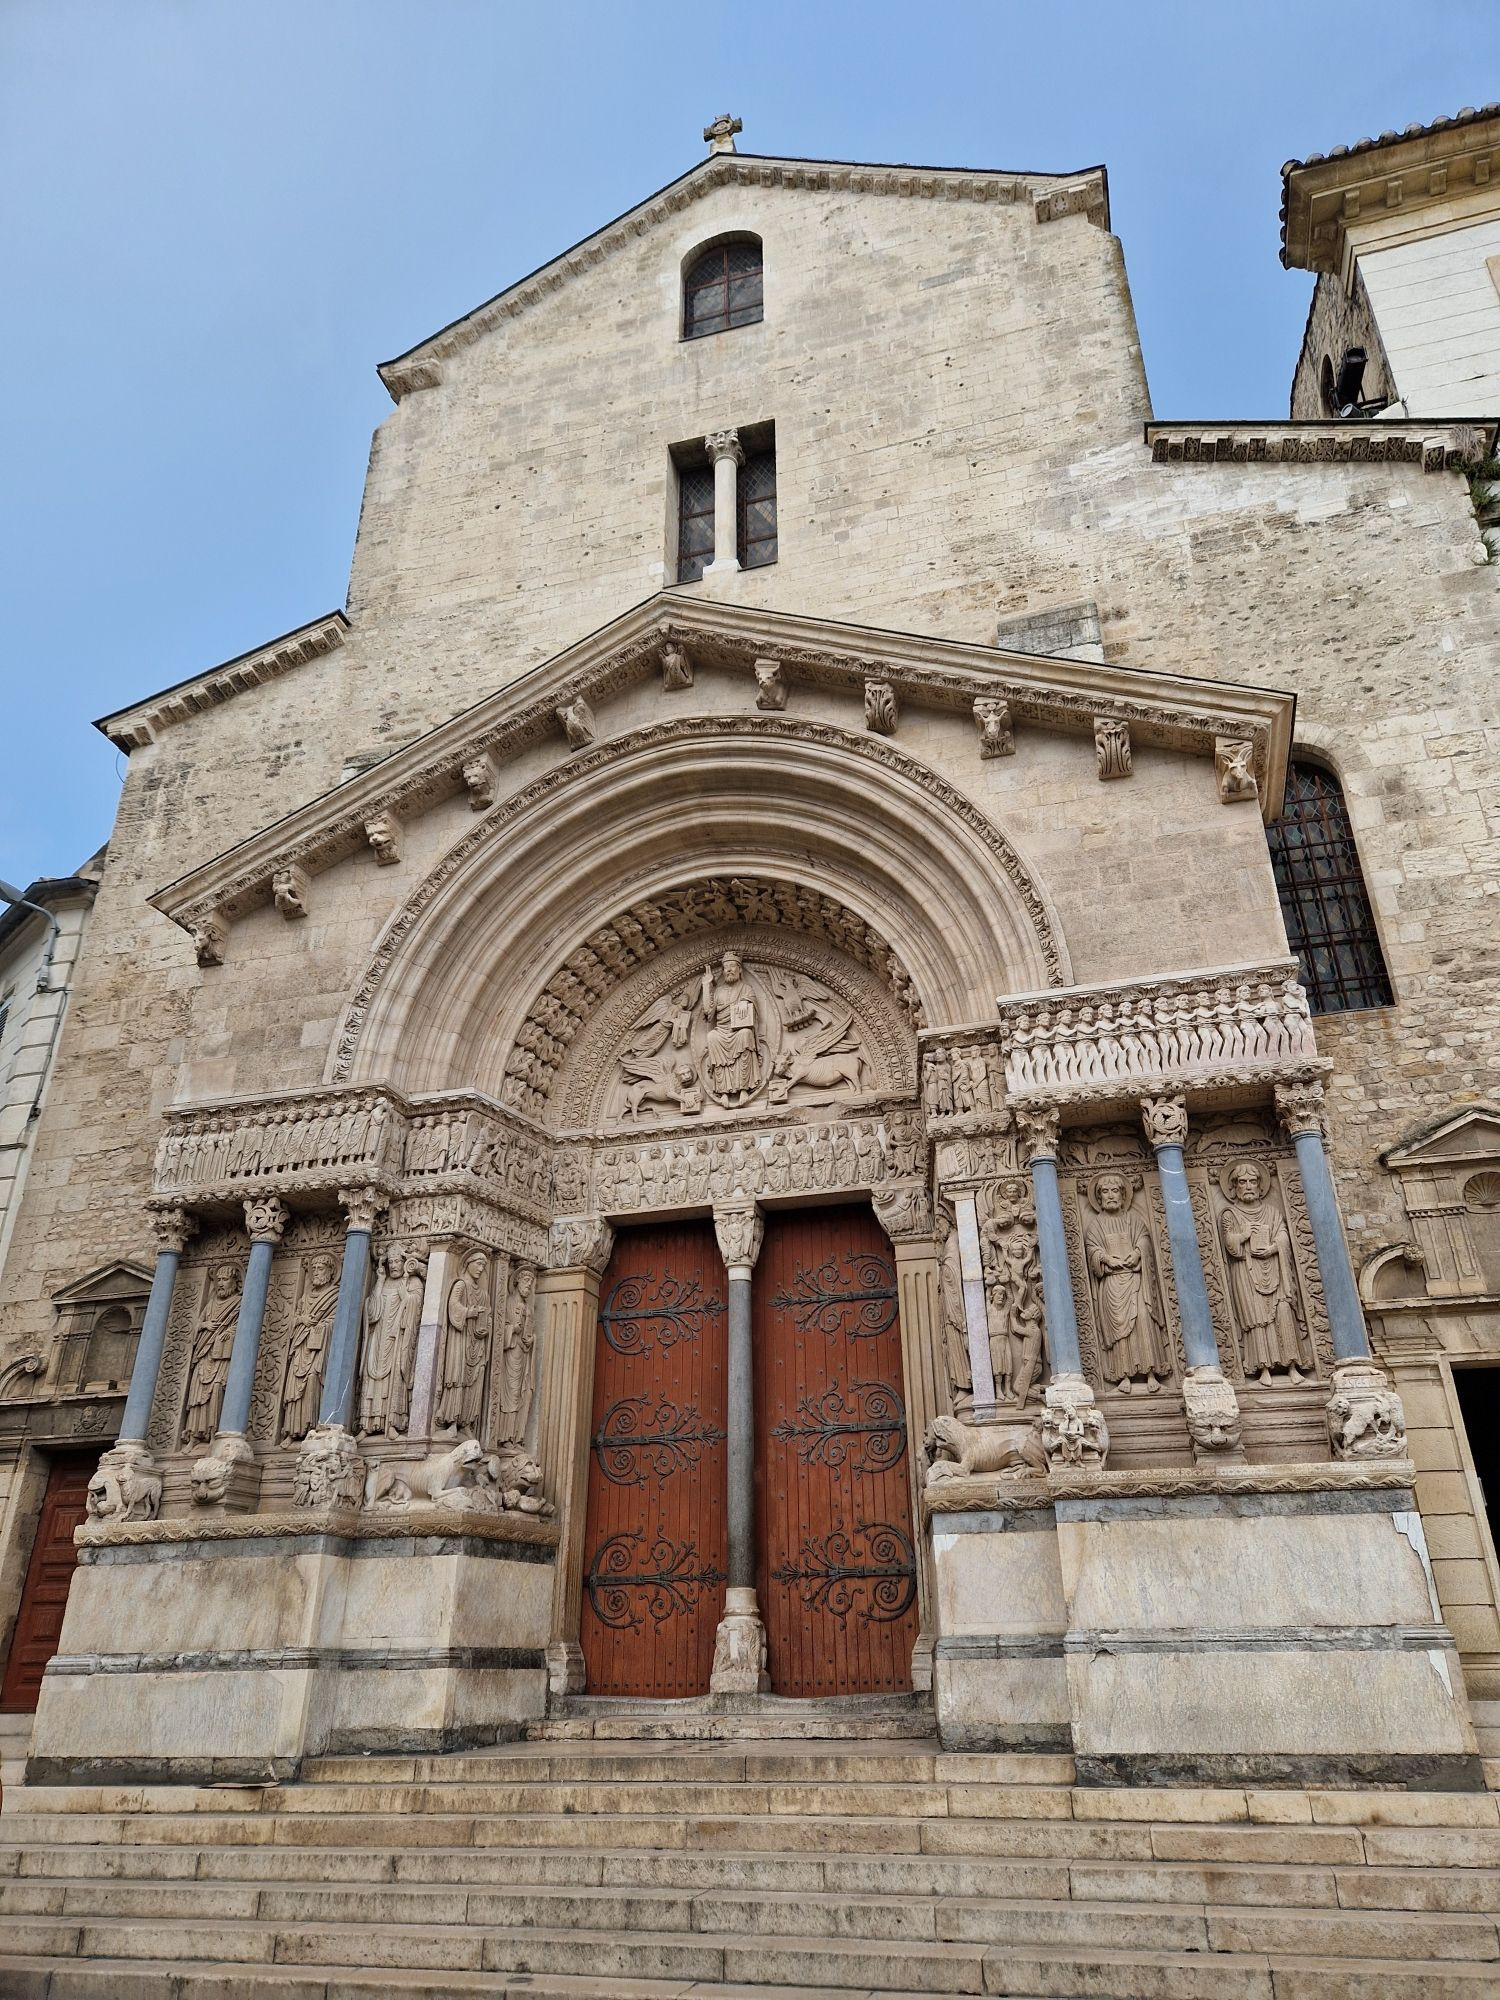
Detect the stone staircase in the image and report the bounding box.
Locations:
[1,1738,1498,1998]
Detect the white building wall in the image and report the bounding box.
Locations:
[0,898,92,1291]
[1358,216,1500,415]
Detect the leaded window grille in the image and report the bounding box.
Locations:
[1267,761,1393,1013]
[676,462,716,584]
[738,450,777,569]
[684,239,764,340]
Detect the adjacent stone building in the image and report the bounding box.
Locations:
[1,108,1497,1805]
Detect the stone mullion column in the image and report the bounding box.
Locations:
[1141,1095,1243,1463]
[1014,1109,1107,1468]
[883,1214,945,1693]
[1276,1082,1410,1461]
[193,1195,289,1508]
[703,429,744,577]
[537,1216,614,1696]
[89,1205,197,1521]
[407,1238,462,1445]
[710,1201,769,1693]
[291,1187,384,1512]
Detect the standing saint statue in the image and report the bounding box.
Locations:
[936,1210,972,1407]
[438,1250,492,1437]
[181,1262,243,1446]
[358,1244,426,1435]
[1083,1171,1170,1393]
[497,1262,538,1443]
[699,952,763,1105]
[1218,1161,1310,1381]
[279,1250,341,1441]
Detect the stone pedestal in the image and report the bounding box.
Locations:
[709,1585,770,1694]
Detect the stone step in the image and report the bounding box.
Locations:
[301,1746,1076,1785]
[0,1962,954,2000]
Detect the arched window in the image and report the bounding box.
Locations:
[1266,760,1393,1013]
[683,237,763,340]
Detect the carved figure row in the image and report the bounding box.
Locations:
[594,1108,925,1211]
[155,1097,397,1189]
[922,1043,1004,1119]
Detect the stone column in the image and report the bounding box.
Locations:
[407,1238,463,1444]
[1276,1081,1409,1461]
[193,1194,288,1507]
[1015,1108,1107,1469]
[873,1185,944,1692]
[710,1200,769,1693]
[292,1187,383,1511]
[1141,1095,1243,1463]
[702,429,743,577]
[537,1215,614,1696]
[88,1205,196,1522]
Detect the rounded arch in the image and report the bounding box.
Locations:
[329,715,1068,1100]
[681,232,763,339]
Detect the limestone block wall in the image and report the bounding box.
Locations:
[1289,268,1393,418]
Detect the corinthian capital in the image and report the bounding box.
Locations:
[705,428,744,466]
[713,1202,764,1272]
[1275,1079,1327,1140]
[338,1184,386,1235]
[1014,1107,1061,1164]
[243,1194,290,1245]
[1140,1095,1188,1150]
[148,1205,196,1257]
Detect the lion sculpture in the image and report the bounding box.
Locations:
[924,1412,1047,1483]
[365,1436,554,1516]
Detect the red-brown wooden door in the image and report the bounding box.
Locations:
[755,1205,918,1696]
[0,1453,94,1712]
[579,1221,729,1696]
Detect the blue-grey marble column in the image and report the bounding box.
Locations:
[1141,1096,1221,1373]
[118,1206,195,1444]
[216,1195,289,1441]
[1015,1110,1084,1377]
[316,1188,382,1429]
[1277,1082,1370,1361]
[711,1201,768,1693]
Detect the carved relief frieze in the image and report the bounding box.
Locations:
[999,960,1324,1107]
[920,1033,1006,1127]
[386,1194,547,1266]
[593,1105,922,1216]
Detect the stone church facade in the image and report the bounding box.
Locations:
[1,112,1497,1791]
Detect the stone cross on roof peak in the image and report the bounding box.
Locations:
[704,113,742,155]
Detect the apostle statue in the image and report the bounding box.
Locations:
[936,1209,972,1407]
[358,1244,426,1435]
[1218,1161,1310,1382]
[496,1262,538,1443]
[181,1262,243,1446]
[279,1250,341,1441]
[699,952,762,1105]
[437,1250,493,1436]
[1083,1171,1169,1394]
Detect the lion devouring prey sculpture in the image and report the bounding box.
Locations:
[924,1412,1047,1481]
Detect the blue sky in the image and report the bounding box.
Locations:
[1,1,1493,885]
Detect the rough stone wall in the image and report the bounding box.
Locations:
[1,166,1497,1364]
[1289,267,1394,417]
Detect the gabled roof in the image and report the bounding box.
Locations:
[95,613,349,750]
[376,149,1110,400]
[1280,104,1500,271]
[150,591,1295,959]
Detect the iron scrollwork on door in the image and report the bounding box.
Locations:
[770,1377,907,1475]
[584,1528,727,1631]
[592,1395,726,1486]
[772,1521,917,1623]
[599,1270,724,1356]
[770,1251,898,1338]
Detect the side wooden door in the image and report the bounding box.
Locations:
[578,1221,729,1697]
[0,1453,95,1712]
[754,1204,919,1696]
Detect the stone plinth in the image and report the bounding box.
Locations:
[28,1508,557,1783]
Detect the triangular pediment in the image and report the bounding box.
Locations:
[1384,1104,1500,1169]
[52,1261,154,1306]
[151,593,1295,964]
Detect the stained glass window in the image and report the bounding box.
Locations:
[1267,762,1393,1013]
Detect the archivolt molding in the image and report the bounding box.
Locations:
[327,714,1070,1096]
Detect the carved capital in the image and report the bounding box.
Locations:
[705,428,744,466]
[1327,1358,1408,1460]
[864,679,899,736]
[974,697,1014,758]
[1094,717,1132,781]
[548,1213,615,1275]
[1014,1106,1061,1164]
[1041,1374,1109,1469]
[1275,1078,1327,1140]
[754,659,787,710]
[1215,735,1260,805]
[293,1423,366,1510]
[272,863,310,920]
[661,642,694,691]
[870,1181,935,1242]
[191,912,228,968]
[364,812,402,866]
[1141,1095,1188,1150]
[243,1194,290,1245]
[85,1442,162,1525]
[461,754,498,810]
[148,1204,196,1257]
[556,695,596,749]
[339,1185,386,1236]
[713,1202,765,1272]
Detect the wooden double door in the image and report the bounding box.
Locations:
[579,1206,918,1698]
[0,1453,94,1713]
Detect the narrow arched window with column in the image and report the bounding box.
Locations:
[1266,759,1393,1013]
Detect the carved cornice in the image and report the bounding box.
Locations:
[1145,422,1493,473]
[76,1506,560,1551]
[95,614,349,751]
[376,155,1108,400]
[1280,105,1500,270]
[151,596,1295,955]
[1046,1460,1415,1500]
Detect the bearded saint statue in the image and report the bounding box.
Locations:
[1218,1162,1309,1381]
[280,1251,341,1441]
[699,952,763,1105]
[181,1263,243,1446]
[358,1245,426,1435]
